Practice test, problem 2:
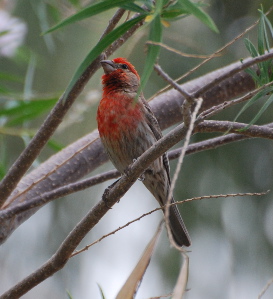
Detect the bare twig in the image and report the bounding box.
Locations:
[0,170,119,220]
[154,64,194,103]
[73,191,268,257]
[198,81,273,121]
[165,98,203,250]
[258,277,273,299]
[193,51,273,98]
[146,41,219,58]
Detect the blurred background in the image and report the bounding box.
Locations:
[1,0,273,298]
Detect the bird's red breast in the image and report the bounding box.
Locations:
[97,94,143,140]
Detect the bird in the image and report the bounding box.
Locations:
[97,57,191,247]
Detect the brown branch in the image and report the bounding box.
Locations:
[0,10,144,207]
[196,120,273,138]
[0,131,249,220]
[1,51,270,243]
[154,64,194,103]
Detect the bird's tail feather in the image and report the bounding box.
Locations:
[168,199,191,247]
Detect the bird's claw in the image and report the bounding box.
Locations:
[102,187,113,209]
[124,159,145,181]
[138,173,145,181]
[102,178,120,209]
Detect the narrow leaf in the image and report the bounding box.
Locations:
[121,2,146,13]
[242,93,273,130]
[264,14,273,39]
[0,98,57,126]
[64,14,145,98]
[233,86,273,123]
[140,14,162,90]
[244,68,260,83]
[47,139,64,151]
[244,38,259,58]
[44,0,135,34]
[258,13,265,55]
[0,99,57,117]
[97,284,106,299]
[172,253,189,299]
[178,0,218,33]
[0,72,22,82]
[116,222,163,299]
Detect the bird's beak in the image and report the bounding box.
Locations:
[101,60,116,74]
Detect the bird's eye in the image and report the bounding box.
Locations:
[121,64,128,69]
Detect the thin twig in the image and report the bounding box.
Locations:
[198,81,273,121]
[0,170,119,220]
[72,191,268,256]
[165,98,203,250]
[258,277,273,299]
[146,41,220,58]
[154,64,194,103]
[193,51,273,98]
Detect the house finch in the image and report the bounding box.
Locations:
[97,57,191,247]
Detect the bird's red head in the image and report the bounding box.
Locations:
[101,58,140,94]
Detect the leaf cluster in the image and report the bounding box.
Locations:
[236,7,273,129]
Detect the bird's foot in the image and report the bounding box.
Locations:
[102,178,120,208]
[138,173,145,181]
[125,159,145,181]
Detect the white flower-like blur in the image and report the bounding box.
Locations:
[0,10,27,57]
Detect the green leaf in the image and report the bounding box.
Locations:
[244,68,260,83]
[258,12,267,55]
[248,93,273,125]
[67,0,81,9]
[239,92,273,131]
[66,289,73,299]
[43,0,136,34]
[0,30,9,37]
[0,162,6,180]
[0,98,57,126]
[0,72,22,83]
[97,284,106,299]
[64,14,146,97]
[47,139,64,152]
[140,14,162,90]
[233,86,273,123]
[177,0,218,33]
[121,2,146,13]
[264,13,273,39]
[244,38,259,58]
[162,9,188,20]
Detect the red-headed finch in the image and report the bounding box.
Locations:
[97,58,191,247]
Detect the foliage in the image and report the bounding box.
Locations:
[236,7,273,129]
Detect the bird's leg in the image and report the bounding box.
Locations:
[102,178,121,208]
